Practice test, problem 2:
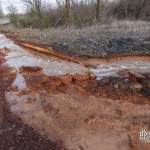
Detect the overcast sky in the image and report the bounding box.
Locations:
[1,0,115,14]
[1,0,25,14]
[1,0,57,14]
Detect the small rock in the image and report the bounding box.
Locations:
[12,124,16,128]
[39,90,47,95]
[118,69,131,78]
[59,131,64,136]
[141,88,150,97]
[7,127,12,131]
[140,79,150,88]
[118,69,145,79]
[16,129,23,136]
[0,129,2,135]
[114,83,119,88]
[8,147,14,150]
[98,77,109,86]
[129,70,145,79]
[133,83,143,89]
[101,52,107,57]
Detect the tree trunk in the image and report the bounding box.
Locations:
[96,0,100,21]
[38,10,43,30]
[65,0,71,24]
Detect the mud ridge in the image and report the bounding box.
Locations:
[18,66,150,105]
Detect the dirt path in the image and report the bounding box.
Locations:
[0,33,150,150]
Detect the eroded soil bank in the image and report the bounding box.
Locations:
[0,33,150,150]
[6,65,150,150]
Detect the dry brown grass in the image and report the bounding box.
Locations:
[2,20,150,45]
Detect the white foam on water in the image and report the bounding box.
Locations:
[91,60,150,79]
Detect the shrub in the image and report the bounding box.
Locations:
[112,0,150,20]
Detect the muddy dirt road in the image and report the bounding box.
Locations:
[0,33,150,150]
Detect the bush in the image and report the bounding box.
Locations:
[9,15,18,26]
[112,0,150,20]
[7,5,19,26]
[10,0,150,29]
[15,0,111,29]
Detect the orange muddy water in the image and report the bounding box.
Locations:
[0,33,150,150]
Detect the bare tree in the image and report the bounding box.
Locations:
[64,0,71,24]
[0,0,3,17]
[96,0,100,21]
[56,0,62,8]
[55,0,71,24]
[7,5,18,26]
[7,5,18,16]
[21,0,42,26]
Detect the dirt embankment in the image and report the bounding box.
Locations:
[9,65,150,150]
[1,51,150,149]
[0,50,66,150]
[19,66,150,104]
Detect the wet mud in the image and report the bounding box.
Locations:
[0,33,150,150]
[5,65,150,150]
[0,50,66,150]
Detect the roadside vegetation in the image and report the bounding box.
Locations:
[1,0,150,57]
[5,0,150,29]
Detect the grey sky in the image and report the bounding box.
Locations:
[1,0,115,14]
[1,0,57,14]
[1,0,26,14]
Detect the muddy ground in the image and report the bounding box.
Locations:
[4,60,150,150]
[0,28,150,150]
[1,54,150,149]
[0,50,65,150]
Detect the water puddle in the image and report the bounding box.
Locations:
[12,73,26,90]
[0,34,87,76]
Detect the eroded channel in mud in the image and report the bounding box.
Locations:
[1,33,150,150]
